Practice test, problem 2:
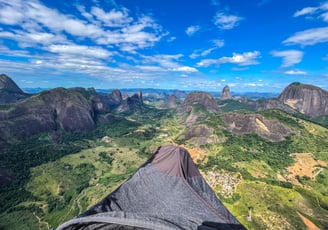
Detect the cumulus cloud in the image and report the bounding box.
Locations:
[185,25,201,36]
[219,51,260,65]
[271,50,304,67]
[0,0,165,51]
[283,27,328,46]
[0,0,193,85]
[90,7,133,27]
[197,51,260,67]
[213,12,243,30]
[294,2,328,22]
[284,70,307,75]
[141,54,198,73]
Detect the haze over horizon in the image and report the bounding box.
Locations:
[1,0,328,92]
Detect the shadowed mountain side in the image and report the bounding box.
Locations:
[117,91,143,112]
[0,75,145,149]
[0,88,95,147]
[0,74,29,103]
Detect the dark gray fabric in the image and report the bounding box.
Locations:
[57,146,246,230]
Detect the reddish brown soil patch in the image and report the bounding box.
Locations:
[286,153,327,185]
[297,212,320,230]
[181,145,206,163]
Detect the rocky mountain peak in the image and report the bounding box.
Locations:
[0,74,28,103]
[127,91,143,107]
[278,82,328,117]
[221,85,232,100]
[109,89,123,105]
[0,74,24,94]
[163,94,180,109]
[180,92,219,114]
[117,91,143,112]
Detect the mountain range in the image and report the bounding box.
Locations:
[0,73,328,229]
[1,74,327,149]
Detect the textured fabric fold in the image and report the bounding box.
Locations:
[57,145,246,230]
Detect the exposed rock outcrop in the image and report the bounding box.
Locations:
[0,74,29,103]
[278,82,328,117]
[221,85,232,100]
[163,94,181,109]
[117,91,143,112]
[0,74,23,93]
[179,92,219,114]
[108,89,123,106]
[178,124,218,146]
[247,99,296,114]
[0,88,95,148]
[221,113,294,141]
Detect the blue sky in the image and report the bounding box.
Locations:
[0,0,328,92]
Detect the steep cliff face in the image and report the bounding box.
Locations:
[0,88,95,148]
[0,74,29,103]
[39,88,95,131]
[117,91,144,112]
[108,89,123,106]
[221,85,232,100]
[278,83,328,117]
[179,92,219,114]
[0,74,23,93]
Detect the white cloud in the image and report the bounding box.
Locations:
[167,36,176,42]
[140,54,198,73]
[197,59,219,67]
[213,39,225,48]
[294,2,328,22]
[200,48,216,57]
[271,50,304,67]
[246,83,264,87]
[321,11,328,22]
[172,66,198,72]
[213,12,243,30]
[0,0,181,85]
[219,51,260,65]
[190,39,224,59]
[197,51,260,67]
[185,25,201,36]
[283,27,328,46]
[0,2,24,25]
[0,0,165,52]
[284,70,307,75]
[294,7,318,17]
[90,7,132,27]
[48,44,112,59]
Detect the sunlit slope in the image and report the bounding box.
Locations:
[0,102,327,229]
